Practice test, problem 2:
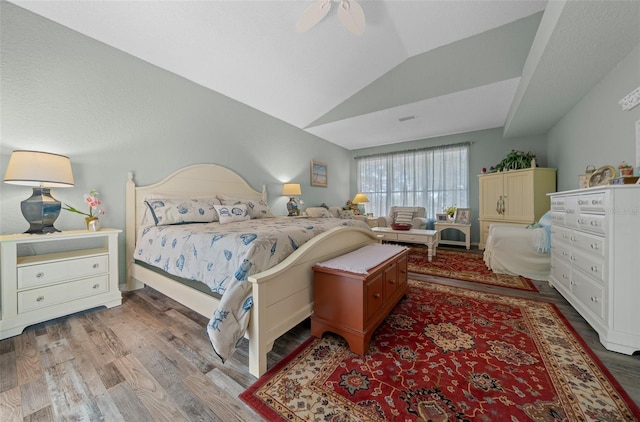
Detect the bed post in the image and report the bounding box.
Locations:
[125,171,143,291]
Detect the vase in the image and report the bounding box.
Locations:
[85,216,101,231]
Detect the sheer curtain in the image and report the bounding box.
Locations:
[355,143,469,218]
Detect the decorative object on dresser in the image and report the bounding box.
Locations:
[3,150,75,234]
[491,149,537,172]
[579,164,596,188]
[62,189,106,231]
[409,247,537,291]
[453,207,470,224]
[0,229,122,339]
[311,244,408,355]
[241,281,639,421]
[478,167,556,249]
[281,183,302,216]
[588,165,616,187]
[549,185,640,355]
[351,192,369,215]
[310,160,327,187]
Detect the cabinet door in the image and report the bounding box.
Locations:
[504,171,535,222]
[479,174,504,220]
[366,273,383,322]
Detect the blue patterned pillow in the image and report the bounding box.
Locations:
[145,198,220,226]
[214,204,250,224]
[219,195,274,219]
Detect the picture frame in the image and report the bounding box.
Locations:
[310,160,328,187]
[588,165,616,187]
[436,213,449,222]
[454,208,471,224]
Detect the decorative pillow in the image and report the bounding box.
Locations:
[394,211,414,224]
[328,206,342,218]
[145,198,220,226]
[339,209,355,219]
[305,207,332,218]
[218,195,274,219]
[213,204,250,224]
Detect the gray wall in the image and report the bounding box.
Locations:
[547,44,640,191]
[0,3,352,281]
[349,128,549,244]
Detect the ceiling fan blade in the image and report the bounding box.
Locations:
[337,0,365,36]
[296,0,332,33]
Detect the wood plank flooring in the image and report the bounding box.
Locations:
[1,251,639,420]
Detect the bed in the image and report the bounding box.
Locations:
[125,164,379,377]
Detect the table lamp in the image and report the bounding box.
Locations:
[352,192,369,215]
[3,150,75,234]
[282,183,302,216]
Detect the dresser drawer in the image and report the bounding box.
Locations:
[18,275,109,313]
[577,193,607,214]
[18,255,109,289]
[551,225,572,244]
[572,270,605,321]
[551,242,571,261]
[377,232,398,241]
[571,230,604,257]
[572,248,605,284]
[550,257,572,290]
[397,233,425,243]
[576,214,606,235]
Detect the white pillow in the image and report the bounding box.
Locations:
[218,195,274,219]
[305,207,332,218]
[395,211,414,224]
[213,204,250,224]
[328,206,342,218]
[145,198,220,226]
[339,209,355,219]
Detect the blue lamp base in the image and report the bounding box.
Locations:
[21,187,62,234]
[286,198,299,216]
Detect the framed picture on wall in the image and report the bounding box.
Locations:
[310,160,328,187]
[454,208,471,224]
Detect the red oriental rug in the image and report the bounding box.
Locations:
[408,247,538,291]
[240,280,639,421]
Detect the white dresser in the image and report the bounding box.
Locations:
[0,229,122,339]
[549,186,640,355]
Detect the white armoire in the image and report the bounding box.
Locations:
[478,168,557,249]
[549,185,640,355]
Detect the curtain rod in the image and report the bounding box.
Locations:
[353,141,472,160]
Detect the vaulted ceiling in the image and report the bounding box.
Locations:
[9,1,640,150]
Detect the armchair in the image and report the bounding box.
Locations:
[377,206,428,229]
[483,211,552,281]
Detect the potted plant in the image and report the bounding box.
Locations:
[493,150,537,172]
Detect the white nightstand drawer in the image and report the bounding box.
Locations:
[18,275,109,313]
[377,232,398,241]
[18,254,109,289]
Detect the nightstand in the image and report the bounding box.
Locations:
[0,229,122,339]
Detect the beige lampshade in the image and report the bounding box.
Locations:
[352,193,369,203]
[4,150,75,188]
[282,183,302,196]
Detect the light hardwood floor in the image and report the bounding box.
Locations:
[1,251,639,420]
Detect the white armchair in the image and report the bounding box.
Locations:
[377,206,428,229]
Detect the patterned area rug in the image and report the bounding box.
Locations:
[240,280,639,421]
[408,247,538,291]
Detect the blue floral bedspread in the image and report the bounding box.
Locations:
[134,217,369,361]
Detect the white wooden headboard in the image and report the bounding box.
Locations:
[125,164,266,286]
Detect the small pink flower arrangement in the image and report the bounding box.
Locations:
[63,189,105,217]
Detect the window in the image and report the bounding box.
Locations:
[355,143,469,218]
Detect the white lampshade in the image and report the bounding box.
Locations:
[4,150,74,187]
[352,193,369,203]
[282,183,302,196]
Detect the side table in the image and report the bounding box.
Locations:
[434,222,471,249]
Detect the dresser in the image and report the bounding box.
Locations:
[0,229,122,339]
[311,248,408,354]
[478,168,556,249]
[549,186,640,355]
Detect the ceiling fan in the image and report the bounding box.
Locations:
[296,0,366,36]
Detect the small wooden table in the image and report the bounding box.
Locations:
[434,222,471,249]
[372,227,438,261]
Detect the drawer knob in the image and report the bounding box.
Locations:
[36,272,44,278]
[93,263,100,269]
[93,283,100,289]
[373,293,380,299]
[591,266,598,273]
[590,244,598,250]
[590,221,598,226]
[591,296,598,302]
[36,296,45,302]
[388,280,396,285]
